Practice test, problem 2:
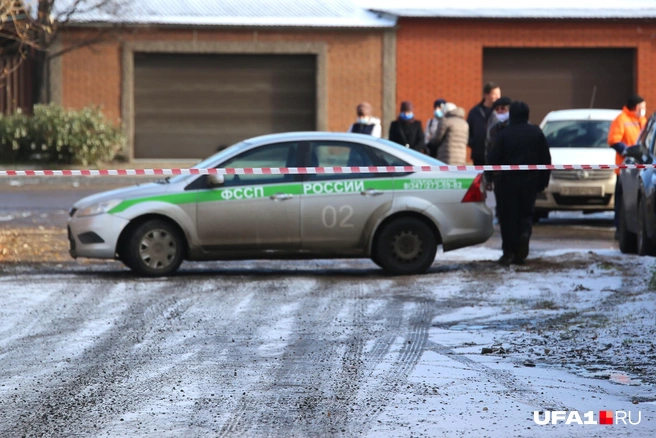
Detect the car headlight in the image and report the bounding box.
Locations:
[75,200,122,217]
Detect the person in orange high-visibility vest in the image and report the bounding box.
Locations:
[608,94,647,238]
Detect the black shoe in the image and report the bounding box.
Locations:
[498,254,513,267]
[512,256,526,265]
[516,234,530,261]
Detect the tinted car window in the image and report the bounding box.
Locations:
[543,120,612,148]
[308,141,378,181]
[369,148,409,166]
[219,142,298,186]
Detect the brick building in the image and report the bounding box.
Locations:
[52,0,656,161]
[51,0,395,159]
[372,1,656,128]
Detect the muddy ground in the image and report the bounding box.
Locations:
[1,184,655,437]
[1,246,655,437]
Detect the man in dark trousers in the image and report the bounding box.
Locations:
[467,82,501,165]
[487,101,551,266]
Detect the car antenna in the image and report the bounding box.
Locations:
[589,85,597,109]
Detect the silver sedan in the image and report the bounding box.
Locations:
[68,132,493,276]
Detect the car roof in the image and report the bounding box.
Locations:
[190,131,447,171]
[541,109,621,122]
[245,131,385,144]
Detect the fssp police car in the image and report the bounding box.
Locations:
[68,132,493,276]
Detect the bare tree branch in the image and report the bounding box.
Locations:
[0,0,127,104]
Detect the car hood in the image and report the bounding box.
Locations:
[549,148,616,165]
[72,183,169,209]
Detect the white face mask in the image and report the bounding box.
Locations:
[638,108,646,118]
[496,112,509,123]
[357,116,370,124]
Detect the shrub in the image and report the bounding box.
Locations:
[0,104,126,166]
[0,109,31,162]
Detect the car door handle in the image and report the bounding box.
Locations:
[270,193,293,201]
[361,189,383,197]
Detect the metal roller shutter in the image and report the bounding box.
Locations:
[483,48,635,125]
[134,53,317,159]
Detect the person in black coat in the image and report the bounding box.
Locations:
[467,82,501,165]
[388,101,427,153]
[487,101,551,266]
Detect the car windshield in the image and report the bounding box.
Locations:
[542,120,612,148]
[167,141,248,183]
[375,138,446,165]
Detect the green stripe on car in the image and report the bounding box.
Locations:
[108,177,473,214]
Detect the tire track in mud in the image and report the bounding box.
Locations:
[343,266,515,434]
[294,279,371,436]
[216,277,374,437]
[347,293,437,435]
[0,280,201,437]
[183,277,319,435]
[1,274,271,437]
[424,340,573,411]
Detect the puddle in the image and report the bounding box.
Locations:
[448,324,489,331]
[561,364,643,386]
[440,319,538,331]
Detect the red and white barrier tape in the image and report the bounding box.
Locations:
[0,164,652,177]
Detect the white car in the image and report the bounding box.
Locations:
[535,109,621,221]
[68,132,493,276]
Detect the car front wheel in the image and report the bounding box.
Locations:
[123,219,185,277]
[373,217,438,275]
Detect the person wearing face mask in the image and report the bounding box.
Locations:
[485,97,512,161]
[348,102,382,138]
[428,102,469,165]
[484,97,513,225]
[608,94,648,238]
[388,101,426,153]
[487,101,551,266]
[425,99,447,143]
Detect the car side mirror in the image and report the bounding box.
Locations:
[624,145,643,160]
[207,174,225,188]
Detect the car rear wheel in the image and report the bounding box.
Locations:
[373,217,437,275]
[123,219,184,277]
[618,202,637,254]
[637,200,656,256]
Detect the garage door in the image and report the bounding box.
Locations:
[134,54,317,159]
[483,49,635,125]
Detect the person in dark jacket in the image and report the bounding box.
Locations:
[389,101,427,153]
[484,96,513,189]
[425,98,447,143]
[467,82,501,165]
[487,101,552,266]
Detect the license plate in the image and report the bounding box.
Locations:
[560,186,603,196]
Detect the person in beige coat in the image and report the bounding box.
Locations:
[428,102,469,165]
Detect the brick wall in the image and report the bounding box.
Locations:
[60,28,385,135]
[396,18,656,125]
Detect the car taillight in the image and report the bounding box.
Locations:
[461,174,485,203]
